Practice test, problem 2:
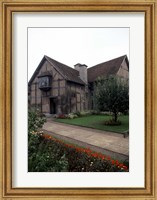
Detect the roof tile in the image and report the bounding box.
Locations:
[45,56,85,85]
[87,55,127,82]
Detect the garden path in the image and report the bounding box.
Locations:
[42,120,129,161]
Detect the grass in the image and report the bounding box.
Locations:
[54,114,129,133]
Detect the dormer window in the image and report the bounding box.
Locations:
[38,72,52,91]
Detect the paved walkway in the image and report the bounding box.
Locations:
[42,120,129,161]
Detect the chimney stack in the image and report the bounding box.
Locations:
[74,63,87,84]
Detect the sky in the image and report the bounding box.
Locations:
[28,28,129,81]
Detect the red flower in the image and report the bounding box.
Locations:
[91,153,98,158]
[42,133,128,171]
[119,163,123,168]
[111,160,115,165]
[107,156,111,160]
[115,162,119,166]
[99,154,104,160]
[86,148,92,153]
[76,148,80,152]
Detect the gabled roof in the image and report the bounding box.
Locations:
[28,55,85,85]
[87,55,129,83]
[29,55,129,86]
[45,56,85,85]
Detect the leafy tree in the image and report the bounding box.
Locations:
[93,75,129,122]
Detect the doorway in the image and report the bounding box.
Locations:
[50,98,57,114]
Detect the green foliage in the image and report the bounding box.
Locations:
[73,111,81,117]
[28,109,46,134]
[28,110,68,172]
[28,137,68,172]
[93,75,129,122]
[29,133,128,172]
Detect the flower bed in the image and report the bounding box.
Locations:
[28,109,128,172]
[28,133,128,172]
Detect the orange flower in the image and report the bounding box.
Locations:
[115,161,119,166]
[111,160,115,165]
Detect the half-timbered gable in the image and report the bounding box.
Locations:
[29,56,86,114]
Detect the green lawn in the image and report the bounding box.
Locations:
[54,115,129,134]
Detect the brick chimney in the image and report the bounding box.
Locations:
[74,63,88,84]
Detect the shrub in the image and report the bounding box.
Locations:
[104,119,122,126]
[79,111,91,116]
[28,109,47,164]
[67,113,78,119]
[90,110,100,115]
[28,134,68,172]
[28,110,68,172]
[100,111,112,115]
[73,111,81,117]
[28,109,46,134]
[56,114,67,119]
[67,111,93,119]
